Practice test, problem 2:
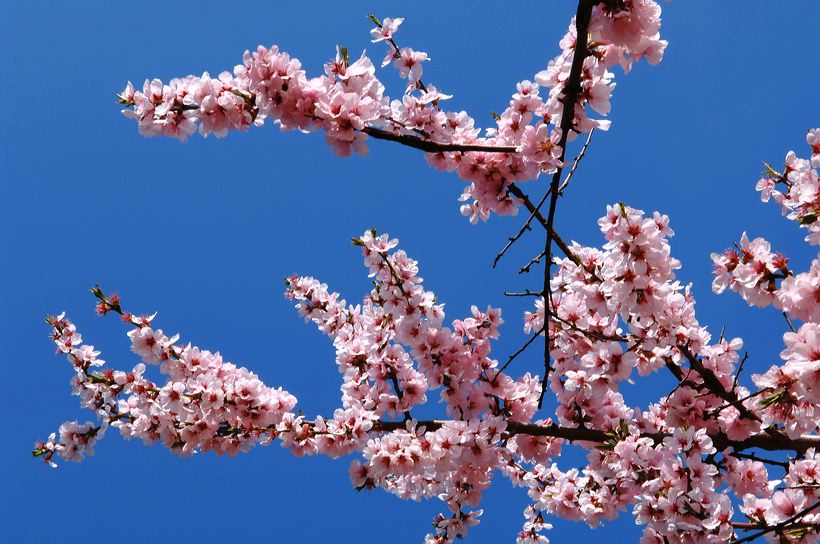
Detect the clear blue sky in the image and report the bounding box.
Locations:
[2,2,818,542]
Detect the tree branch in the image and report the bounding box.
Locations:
[539,0,596,409]
[728,451,792,470]
[680,346,769,426]
[362,126,518,154]
[519,250,547,274]
[730,500,820,544]
[492,325,547,382]
[493,129,594,269]
[557,128,594,195]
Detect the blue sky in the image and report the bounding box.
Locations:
[2,1,819,542]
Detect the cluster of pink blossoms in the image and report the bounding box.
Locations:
[36,199,820,542]
[755,129,820,245]
[37,2,820,543]
[514,197,817,543]
[119,3,666,223]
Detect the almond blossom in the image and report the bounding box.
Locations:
[118,3,667,223]
[35,2,820,543]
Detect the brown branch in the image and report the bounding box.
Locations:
[506,184,580,267]
[782,311,796,333]
[665,360,686,382]
[557,128,594,195]
[492,325,547,382]
[388,371,412,422]
[680,346,764,424]
[680,345,797,449]
[379,252,411,303]
[731,520,817,531]
[519,250,547,274]
[493,129,594,269]
[362,126,517,154]
[728,451,792,470]
[372,418,820,453]
[538,0,596,409]
[716,432,820,454]
[730,500,820,544]
[504,290,543,297]
[494,195,545,268]
[731,351,749,393]
[367,14,429,94]
[708,388,771,418]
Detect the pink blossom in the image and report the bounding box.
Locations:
[46,5,820,542]
[370,17,403,43]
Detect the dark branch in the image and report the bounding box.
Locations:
[557,128,594,195]
[728,451,792,470]
[504,290,543,297]
[730,500,820,543]
[372,419,820,453]
[539,0,596,409]
[362,126,518,154]
[506,184,581,267]
[492,325,547,382]
[519,250,547,274]
[681,345,791,445]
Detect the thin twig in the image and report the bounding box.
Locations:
[680,345,790,445]
[666,364,695,398]
[387,371,412,422]
[728,451,792,470]
[492,325,546,382]
[680,345,763,424]
[519,250,547,274]
[367,14,428,94]
[493,192,548,268]
[731,351,749,393]
[708,387,770,418]
[362,126,518,154]
[380,253,410,303]
[504,290,543,297]
[507,184,582,267]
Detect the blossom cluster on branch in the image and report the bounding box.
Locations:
[34,192,820,542]
[34,1,820,543]
[117,2,665,223]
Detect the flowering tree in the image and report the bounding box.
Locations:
[32,1,820,542]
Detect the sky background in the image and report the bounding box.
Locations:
[2,1,819,542]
